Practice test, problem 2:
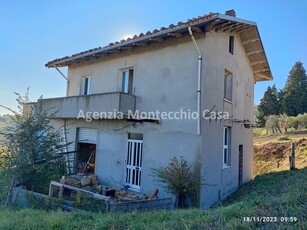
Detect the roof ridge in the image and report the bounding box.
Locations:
[46,12,218,66]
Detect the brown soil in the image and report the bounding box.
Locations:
[254,138,307,176]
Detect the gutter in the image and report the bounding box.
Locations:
[55,67,70,96]
[188,27,202,135]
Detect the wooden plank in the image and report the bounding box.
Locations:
[250,60,267,66]
[242,38,260,46]
[218,22,238,32]
[50,181,110,201]
[290,142,296,170]
[109,197,174,212]
[48,183,54,197]
[132,42,147,47]
[247,50,263,56]
[191,26,203,33]
[254,68,270,74]
[167,32,183,38]
[149,37,164,42]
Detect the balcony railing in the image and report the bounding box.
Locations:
[32,92,136,119]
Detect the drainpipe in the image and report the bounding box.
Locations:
[55,67,69,96]
[188,27,202,135]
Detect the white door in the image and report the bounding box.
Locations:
[126,138,143,191]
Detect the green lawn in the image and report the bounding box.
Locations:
[0,168,306,229]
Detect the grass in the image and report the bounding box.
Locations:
[0,168,306,229]
[254,129,307,145]
[253,128,267,137]
[276,135,291,142]
[254,137,307,176]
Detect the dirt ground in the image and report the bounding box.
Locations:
[253,137,307,176]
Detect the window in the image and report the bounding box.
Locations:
[229,36,234,55]
[81,76,92,95]
[224,70,233,101]
[223,127,231,167]
[122,69,134,94]
[126,133,143,191]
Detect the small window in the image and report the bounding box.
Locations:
[122,69,134,94]
[81,76,92,95]
[229,36,234,55]
[223,127,231,167]
[224,70,233,101]
[128,133,143,140]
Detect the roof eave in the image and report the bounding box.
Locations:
[45,13,220,68]
[45,13,273,82]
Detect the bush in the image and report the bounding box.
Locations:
[0,91,69,194]
[253,128,267,137]
[277,135,291,141]
[152,156,208,208]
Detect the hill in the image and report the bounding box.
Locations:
[254,132,307,176]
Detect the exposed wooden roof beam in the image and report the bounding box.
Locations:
[251,60,267,66]
[191,26,203,33]
[224,22,240,30]
[236,25,254,33]
[167,32,183,38]
[117,46,131,50]
[108,49,120,54]
[247,50,263,56]
[238,26,254,35]
[229,24,249,33]
[213,21,234,31]
[221,22,239,32]
[254,68,270,74]
[149,37,164,42]
[242,38,260,46]
[205,19,224,32]
[256,73,272,80]
[132,42,148,47]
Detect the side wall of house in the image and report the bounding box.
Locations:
[63,37,203,198]
[54,31,254,207]
[200,31,254,208]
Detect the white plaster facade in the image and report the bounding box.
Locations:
[40,12,272,208]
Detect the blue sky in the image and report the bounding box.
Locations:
[0,0,306,115]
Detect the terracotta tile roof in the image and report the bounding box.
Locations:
[46,12,218,67]
[45,10,273,81]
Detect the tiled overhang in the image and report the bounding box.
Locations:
[46,13,272,82]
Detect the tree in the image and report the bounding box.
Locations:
[258,85,281,116]
[265,115,279,134]
[257,85,281,127]
[296,113,307,129]
[283,61,307,116]
[287,116,299,130]
[0,91,68,194]
[255,112,266,128]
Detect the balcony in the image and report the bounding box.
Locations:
[35,92,136,119]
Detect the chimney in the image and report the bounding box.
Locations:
[225,9,236,17]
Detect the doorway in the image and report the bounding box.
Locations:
[238,145,243,187]
[76,128,97,173]
[125,133,143,191]
[77,143,96,173]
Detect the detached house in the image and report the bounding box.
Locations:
[38,10,272,208]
